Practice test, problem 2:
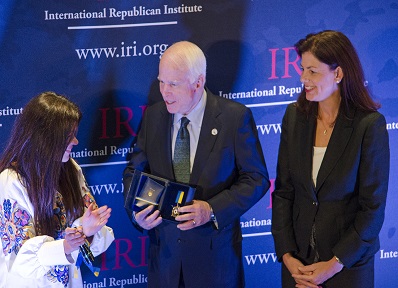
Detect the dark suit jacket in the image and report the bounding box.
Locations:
[123,90,270,288]
[272,103,389,287]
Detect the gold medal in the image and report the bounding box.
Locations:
[171,204,180,217]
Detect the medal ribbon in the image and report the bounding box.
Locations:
[175,191,185,204]
[75,240,101,277]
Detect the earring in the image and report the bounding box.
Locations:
[336,79,341,84]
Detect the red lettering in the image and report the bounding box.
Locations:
[99,108,110,139]
[115,107,136,138]
[138,236,147,266]
[140,105,148,115]
[266,178,275,209]
[100,249,109,271]
[268,47,301,80]
[99,236,148,271]
[114,238,135,269]
[268,48,279,80]
[100,106,145,139]
[282,47,301,78]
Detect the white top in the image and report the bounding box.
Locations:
[312,146,327,186]
[0,160,114,288]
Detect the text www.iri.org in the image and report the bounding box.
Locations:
[75,41,168,60]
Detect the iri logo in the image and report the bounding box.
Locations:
[99,106,147,139]
[100,236,148,270]
[268,47,301,79]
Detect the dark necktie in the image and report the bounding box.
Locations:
[173,117,190,183]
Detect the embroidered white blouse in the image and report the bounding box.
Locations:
[0,160,114,288]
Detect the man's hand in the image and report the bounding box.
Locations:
[134,205,162,230]
[175,200,211,230]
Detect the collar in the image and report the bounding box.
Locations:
[173,90,207,125]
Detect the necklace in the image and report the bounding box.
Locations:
[317,115,336,136]
[317,98,341,136]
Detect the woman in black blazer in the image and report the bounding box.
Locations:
[272,30,390,288]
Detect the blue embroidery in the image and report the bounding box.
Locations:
[46,265,69,287]
[47,192,70,287]
[0,199,32,256]
[0,196,70,287]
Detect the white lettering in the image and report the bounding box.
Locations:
[110,146,133,157]
[380,249,398,259]
[278,85,302,97]
[256,124,282,135]
[240,218,272,228]
[245,253,278,265]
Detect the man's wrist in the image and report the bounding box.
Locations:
[208,204,218,229]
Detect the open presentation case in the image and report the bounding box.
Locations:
[124,170,196,222]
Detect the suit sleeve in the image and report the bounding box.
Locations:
[271,104,298,260]
[332,113,390,268]
[207,106,270,229]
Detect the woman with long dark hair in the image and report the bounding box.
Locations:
[272,30,389,287]
[0,92,114,287]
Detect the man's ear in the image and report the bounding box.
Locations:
[196,74,205,89]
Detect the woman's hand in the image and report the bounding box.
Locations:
[63,227,86,255]
[292,257,343,287]
[82,203,112,237]
[282,253,319,288]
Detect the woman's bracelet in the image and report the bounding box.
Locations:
[334,256,344,266]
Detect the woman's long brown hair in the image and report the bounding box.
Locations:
[0,91,84,236]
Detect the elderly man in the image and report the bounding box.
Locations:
[123,41,269,288]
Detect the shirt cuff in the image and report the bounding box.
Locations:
[38,239,72,266]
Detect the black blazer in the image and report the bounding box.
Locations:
[272,103,389,286]
[124,90,270,288]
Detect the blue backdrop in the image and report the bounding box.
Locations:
[0,1,397,287]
